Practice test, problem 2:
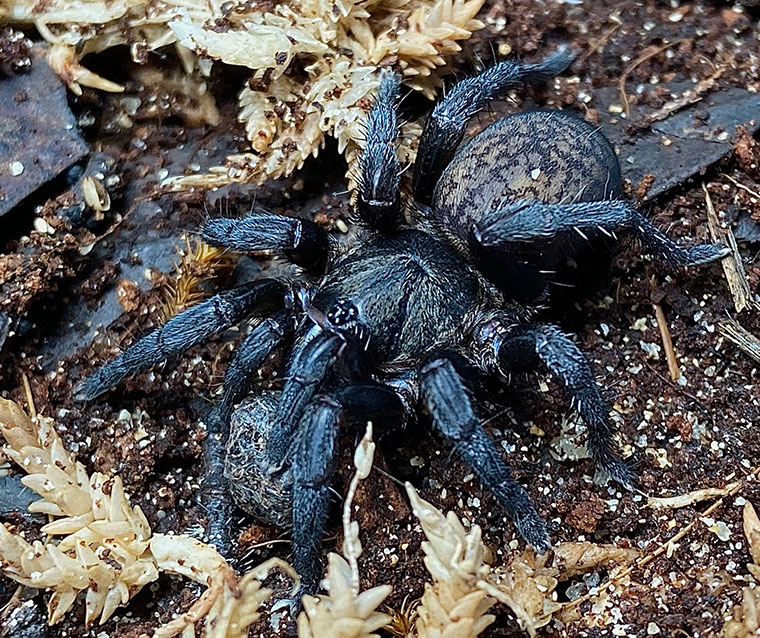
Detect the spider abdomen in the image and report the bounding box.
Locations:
[431,109,622,300]
[433,109,621,247]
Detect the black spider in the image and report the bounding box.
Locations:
[74,47,728,597]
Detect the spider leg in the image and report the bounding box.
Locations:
[412,46,575,205]
[264,329,347,472]
[74,279,286,401]
[203,214,329,271]
[474,200,730,267]
[479,320,636,489]
[201,310,294,550]
[356,70,402,232]
[420,356,550,553]
[292,385,406,596]
[217,310,293,419]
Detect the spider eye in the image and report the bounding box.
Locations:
[326,299,358,326]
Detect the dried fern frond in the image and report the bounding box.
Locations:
[344,0,486,97]
[11,0,484,192]
[160,234,236,322]
[298,553,392,638]
[9,0,214,92]
[0,397,298,636]
[406,483,495,638]
[11,0,487,192]
[480,549,560,636]
[151,535,297,638]
[484,542,640,636]
[384,596,419,638]
[163,58,382,191]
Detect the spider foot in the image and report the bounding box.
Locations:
[600,455,638,492]
[514,509,551,555]
[671,241,731,267]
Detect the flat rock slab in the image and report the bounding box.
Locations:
[0,50,88,217]
[596,85,760,200]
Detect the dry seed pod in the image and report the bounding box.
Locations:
[81,176,111,212]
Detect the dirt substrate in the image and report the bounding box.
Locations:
[2,1,760,637]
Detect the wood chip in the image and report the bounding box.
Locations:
[720,318,760,364]
[647,481,741,509]
[703,183,757,313]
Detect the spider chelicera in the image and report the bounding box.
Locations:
[75,46,728,596]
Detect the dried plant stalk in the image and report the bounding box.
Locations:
[160,234,236,322]
[406,483,495,638]
[719,502,760,637]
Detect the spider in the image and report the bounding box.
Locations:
[75,46,728,597]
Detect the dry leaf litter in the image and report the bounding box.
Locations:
[6,0,485,190]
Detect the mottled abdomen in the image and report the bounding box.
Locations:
[432,109,622,300]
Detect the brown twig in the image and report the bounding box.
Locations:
[579,20,621,62]
[650,278,681,381]
[720,318,760,364]
[652,303,680,381]
[20,372,36,420]
[724,173,760,201]
[643,65,725,125]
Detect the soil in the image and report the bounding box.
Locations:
[2,1,760,637]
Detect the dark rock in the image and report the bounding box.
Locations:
[736,211,760,243]
[595,85,760,200]
[0,474,43,521]
[0,47,88,217]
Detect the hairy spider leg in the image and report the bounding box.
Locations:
[474,200,730,267]
[483,321,636,489]
[291,385,406,596]
[264,330,347,472]
[201,310,293,551]
[355,69,403,232]
[412,46,576,205]
[203,213,329,272]
[217,310,293,419]
[420,357,550,553]
[74,279,287,401]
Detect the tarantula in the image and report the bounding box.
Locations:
[75,46,727,596]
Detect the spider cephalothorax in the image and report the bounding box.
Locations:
[75,46,727,597]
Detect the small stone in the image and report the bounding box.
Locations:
[33,217,48,233]
[647,622,661,634]
[9,160,24,176]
